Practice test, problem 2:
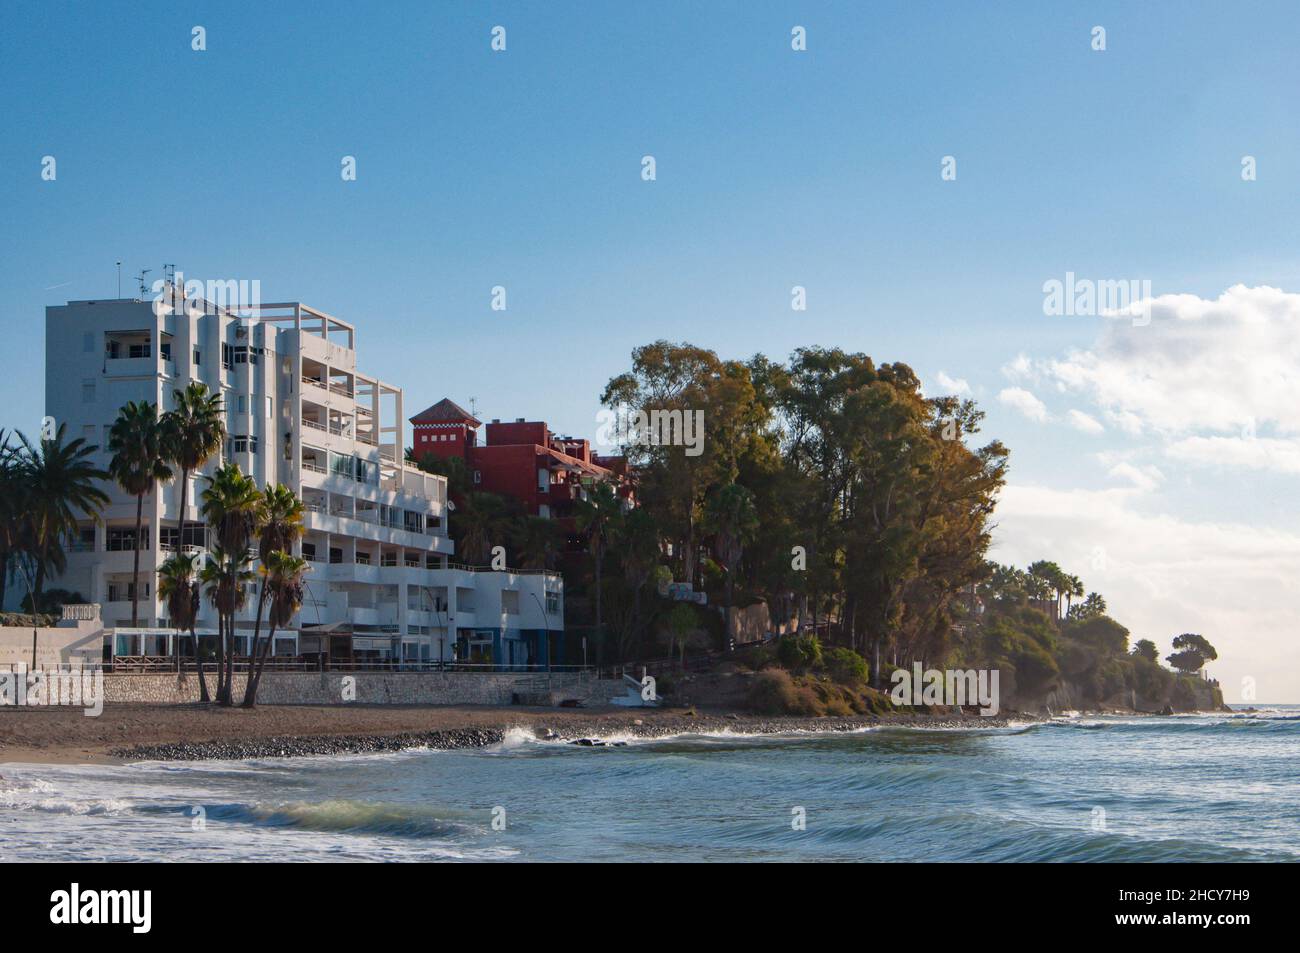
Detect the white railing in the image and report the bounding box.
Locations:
[60,603,101,622]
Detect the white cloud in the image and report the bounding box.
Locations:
[1067,409,1104,435]
[992,482,1300,703]
[1107,461,1164,492]
[1043,285,1300,438]
[1165,435,1300,474]
[1001,353,1035,381]
[998,386,1049,422]
[935,370,971,395]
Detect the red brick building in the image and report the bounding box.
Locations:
[409,398,630,521]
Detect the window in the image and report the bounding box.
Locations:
[404,511,423,533]
[329,547,343,565]
[545,591,559,615]
[356,458,377,485]
[425,554,440,569]
[355,552,371,565]
[222,343,234,370]
[473,470,482,484]
[425,514,441,532]
[107,527,148,552]
[193,348,201,366]
[501,590,520,615]
[231,435,258,454]
[538,468,549,492]
[69,525,96,552]
[82,379,95,403]
[237,395,247,414]
[381,551,397,567]
[127,342,151,359]
[160,341,171,361]
[329,451,354,480]
[302,542,317,561]
[107,582,149,602]
[161,524,205,550]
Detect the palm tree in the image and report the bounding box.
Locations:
[702,482,759,608]
[199,544,255,704]
[158,552,208,701]
[108,402,173,627]
[0,430,23,611]
[16,423,109,614]
[244,483,304,694]
[160,381,225,564]
[243,551,309,707]
[575,482,623,650]
[513,515,563,571]
[200,465,263,704]
[455,491,512,565]
[1065,574,1085,618]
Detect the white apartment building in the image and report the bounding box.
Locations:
[45,291,565,668]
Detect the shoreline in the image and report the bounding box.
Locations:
[0,703,1030,766]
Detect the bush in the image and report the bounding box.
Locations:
[776,634,823,671]
[749,669,801,715]
[736,645,775,671]
[824,647,869,685]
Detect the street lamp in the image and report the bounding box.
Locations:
[527,589,551,672]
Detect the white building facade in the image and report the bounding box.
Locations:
[45,292,565,668]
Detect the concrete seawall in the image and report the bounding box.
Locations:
[100,670,627,707]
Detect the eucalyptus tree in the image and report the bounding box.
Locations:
[701,482,759,609]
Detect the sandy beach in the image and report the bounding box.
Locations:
[0,702,1015,765]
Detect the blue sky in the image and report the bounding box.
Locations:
[3,1,1298,699]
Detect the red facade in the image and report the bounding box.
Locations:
[410,399,630,520]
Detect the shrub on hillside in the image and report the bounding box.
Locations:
[824,647,869,685]
[776,633,823,672]
[749,669,802,715]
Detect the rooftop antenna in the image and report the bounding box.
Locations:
[116,260,122,298]
[469,396,479,418]
[135,268,151,300]
[163,263,176,287]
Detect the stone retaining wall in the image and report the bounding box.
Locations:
[101,671,626,707]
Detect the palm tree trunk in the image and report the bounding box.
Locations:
[130,492,144,627]
[33,556,46,614]
[192,621,210,702]
[216,612,228,704]
[174,468,189,673]
[241,584,270,707]
[222,601,236,706]
[245,613,278,708]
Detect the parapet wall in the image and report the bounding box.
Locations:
[100,670,626,706]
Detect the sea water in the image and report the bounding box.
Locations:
[2,708,1297,862]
